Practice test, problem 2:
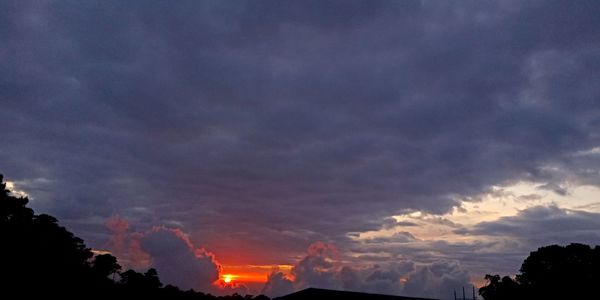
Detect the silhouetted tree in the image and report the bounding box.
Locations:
[479,274,522,300]
[517,243,600,299]
[119,268,163,297]
[120,268,162,289]
[480,243,600,299]
[0,174,271,299]
[92,253,121,278]
[0,174,94,296]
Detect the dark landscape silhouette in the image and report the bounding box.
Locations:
[479,243,600,300]
[273,288,436,300]
[0,174,268,300]
[2,173,600,300]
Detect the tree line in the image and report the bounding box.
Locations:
[0,174,268,299]
[479,242,600,299]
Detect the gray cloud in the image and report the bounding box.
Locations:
[381,218,419,230]
[261,271,294,298]
[458,205,600,247]
[340,261,417,296]
[363,232,419,244]
[402,260,471,300]
[267,242,470,299]
[536,183,569,196]
[291,242,342,290]
[1,0,600,295]
[142,228,221,292]
[103,217,251,295]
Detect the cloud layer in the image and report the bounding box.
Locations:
[1,0,600,297]
[263,242,471,299]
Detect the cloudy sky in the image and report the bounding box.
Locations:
[2,0,600,299]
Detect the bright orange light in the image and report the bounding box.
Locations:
[222,274,235,283]
[220,264,292,284]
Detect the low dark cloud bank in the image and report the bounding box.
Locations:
[263,242,470,299]
[1,0,600,296]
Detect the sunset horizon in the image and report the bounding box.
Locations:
[2,1,600,299]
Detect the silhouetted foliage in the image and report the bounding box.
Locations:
[0,174,270,299]
[479,274,522,300]
[118,268,164,297]
[1,174,95,296]
[92,253,122,279]
[480,243,600,299]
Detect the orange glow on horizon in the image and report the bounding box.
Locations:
[219,271,267,283]
[222,274,235,283]
[218,264,293,285]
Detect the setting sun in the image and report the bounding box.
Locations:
[222,274,235,283]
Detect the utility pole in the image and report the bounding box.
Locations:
[454,289,457,300]
[462,286,466,300]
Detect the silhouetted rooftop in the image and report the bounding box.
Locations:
[274,288,438,300]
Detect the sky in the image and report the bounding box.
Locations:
[1,0,600,299]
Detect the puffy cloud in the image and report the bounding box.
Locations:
[142,227,221,292]
[264,242,471,299]
[261,271,294,298]
[103,216,233,293]
[105,215,150,269]
[403,261,471,300]
[105,215,130,252]
[341,263,410,296]
[291,241,342,290]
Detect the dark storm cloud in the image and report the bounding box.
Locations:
[1,0,600,287]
